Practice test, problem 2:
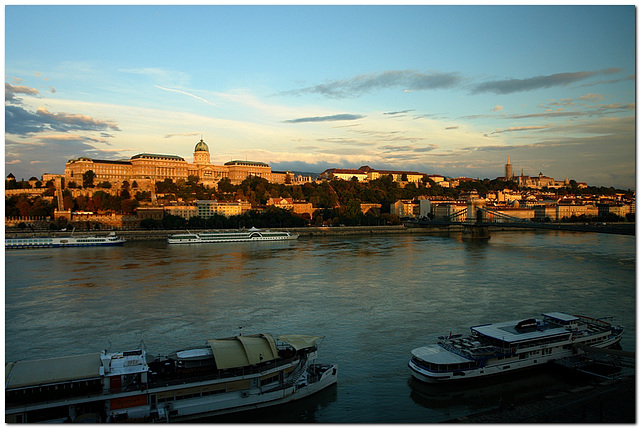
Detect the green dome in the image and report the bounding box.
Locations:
[194,138,209,152]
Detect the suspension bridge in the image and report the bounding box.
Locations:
[408,201,634,237]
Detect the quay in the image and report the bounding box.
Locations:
[8,223,633,241]
[5,225,460,241]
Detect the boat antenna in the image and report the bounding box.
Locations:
[238,326,243,336]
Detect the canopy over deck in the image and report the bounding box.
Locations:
[207,334,278,370]
[278,335,324,351]
[6,353,101,389]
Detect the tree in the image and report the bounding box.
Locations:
[162,214,187,229]
[82,170,96,188]
[121,199,138,215]
[217,177,235,193]
[140,218,160,229]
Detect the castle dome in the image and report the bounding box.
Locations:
[194,138,209,152]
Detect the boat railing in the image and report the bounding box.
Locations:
[439,338,514,360]
[147,354,302,389]
[575,315,612,329]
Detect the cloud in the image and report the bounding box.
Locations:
[120,67,190,87]
[487,125,550,136]
[36,107,121,132]
[491,105,503,112]
[577,74,635,88]
[5,134,132,181]
[164,132,201,139]
[155,85,217,107]
[380,144,438,153]
[5,83,39,103]
[283,114,365,123]
[384,109,415,116]
[471,68,622,95]
[317,137,376,146]
[5,105,121,135]
[281,70,462,99]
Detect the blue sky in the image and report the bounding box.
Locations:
[5,5,636,188]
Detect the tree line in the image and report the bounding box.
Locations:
[5,172,634,228]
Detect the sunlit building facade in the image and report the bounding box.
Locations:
[64,139,274,190]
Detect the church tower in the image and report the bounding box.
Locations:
[193,138,211,165]
[505,156,512,180]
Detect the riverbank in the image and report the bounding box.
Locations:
[5,222,633,240]
[5,225,463,240]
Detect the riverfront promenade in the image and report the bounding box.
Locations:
[4,223,635,240]
[4,225,454,240]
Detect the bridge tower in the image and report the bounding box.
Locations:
[463,197,490,240]
[465,197,487,224]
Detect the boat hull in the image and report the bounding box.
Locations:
[6,238,126,249]
[409,313,624,384]
[168,235,298,244]
[6,334,335,423]
[409,335,623,383]
[166,364,338,422]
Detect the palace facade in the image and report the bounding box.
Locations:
[64,139,296,191]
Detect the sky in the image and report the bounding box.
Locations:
[4,5,636,189]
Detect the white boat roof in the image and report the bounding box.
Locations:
[542,312,579,323]
[412,344,472,364]
[176,348,213,359]
[471,313,574,344]
[6,353,101,389]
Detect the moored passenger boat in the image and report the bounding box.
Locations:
[5,232,125,249]
[409,312,624,383]
[167,227,298,244]
[5,333,337,423]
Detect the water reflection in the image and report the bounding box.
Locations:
[201,383,338,423]
[5,232,635,422]
[409,365,590,413]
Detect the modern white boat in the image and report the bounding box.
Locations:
[5,232,125,249]
[167,227,298,244]
[409,312,624,383]
[5,333,337,423]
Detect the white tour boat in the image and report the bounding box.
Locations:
[409,312,624,383]
[5,232,126,249]
[5,333,337,423]
[167,227,298,244]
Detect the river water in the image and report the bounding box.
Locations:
[4,231,635,422]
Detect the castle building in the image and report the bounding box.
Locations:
[64,138,277,190]
[319,165,426,183]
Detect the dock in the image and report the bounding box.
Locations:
[554,345,635,380]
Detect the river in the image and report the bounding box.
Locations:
[4,230,635,422]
